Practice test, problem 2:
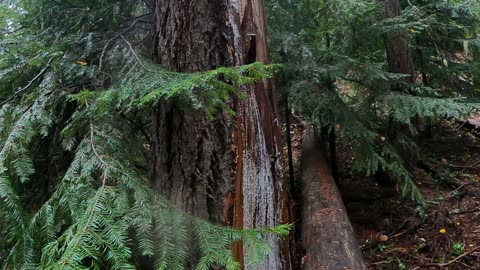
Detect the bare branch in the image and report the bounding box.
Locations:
[1,57,54,106]
[98,20,139,71]
[120,35,155,72]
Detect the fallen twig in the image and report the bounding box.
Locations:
[430,160,474,169]
[445,184,466,200]
[367,260,390,267]
[388,213,417,239]
[388,215,427,240]
[421,246,480,268]
[449,208,480,216]
[463,159,480,171]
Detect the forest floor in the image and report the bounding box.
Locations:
[287,117,480,270]
[346,119,480,270]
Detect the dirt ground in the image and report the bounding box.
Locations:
[351,120,480,270]
[286,117,480,269]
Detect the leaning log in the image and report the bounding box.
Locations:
[300,127,367,270]
[460,118,480,131]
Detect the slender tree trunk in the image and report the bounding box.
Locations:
[472,32,480,61]
[322,2,338,185]
[384,0,414,83]
[150,0,292,268]
[383,0,420,172]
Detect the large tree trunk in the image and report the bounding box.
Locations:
[300,127,367,270]
[150,0,292,269]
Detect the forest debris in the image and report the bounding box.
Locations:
[421,246,480,268]
[449,208,480,216]
[378,234,389,242]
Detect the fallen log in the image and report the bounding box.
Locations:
[300,127,367,270]
[460,118,480,132]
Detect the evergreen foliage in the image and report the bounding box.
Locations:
[0,1,289,269]
[267,0,480,203]
[3,0,480,268]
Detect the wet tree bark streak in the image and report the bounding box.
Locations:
[300,127,367,270]
[231,2,292,269]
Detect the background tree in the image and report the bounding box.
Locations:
[267,0,480,202]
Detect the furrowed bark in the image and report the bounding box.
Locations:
[300,127,367,270]
[151,0,233,222]
[150,0,292,268]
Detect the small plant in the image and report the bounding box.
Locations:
[376,244,388,252]
[396,258,406,270]
[452,242,465,257]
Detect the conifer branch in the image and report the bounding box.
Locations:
[56,121,109,270]
[56,171,107,270]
